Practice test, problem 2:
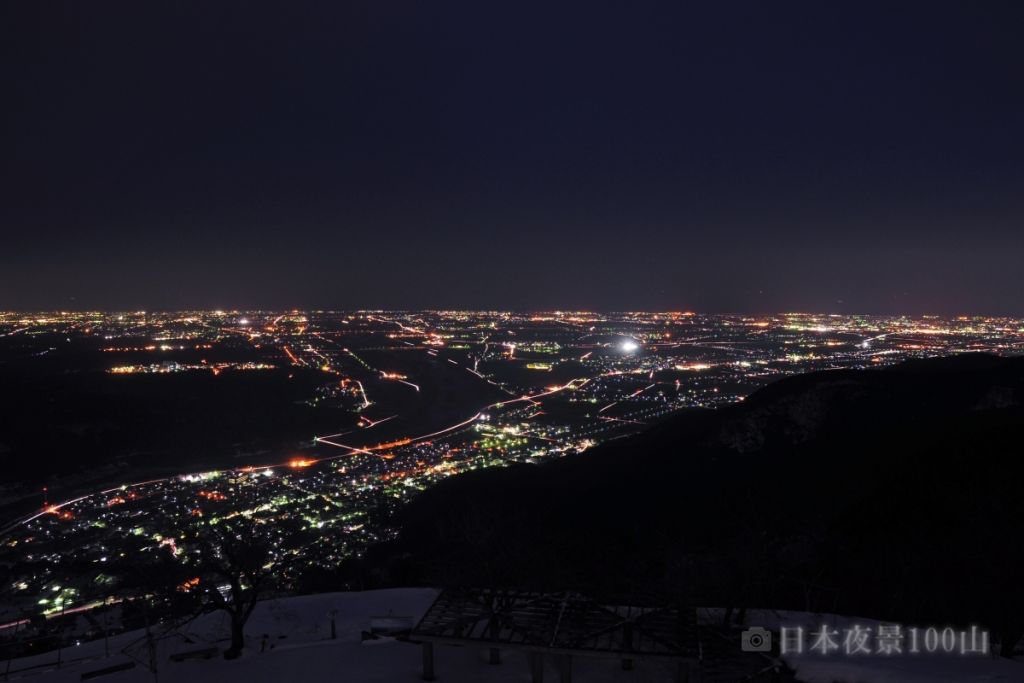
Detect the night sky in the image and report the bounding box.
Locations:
[3,2,1023,314]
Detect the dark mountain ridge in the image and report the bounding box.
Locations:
[370,354,1024,655]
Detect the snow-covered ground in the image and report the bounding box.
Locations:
[3,589,680,683]
[4,590,1021,682]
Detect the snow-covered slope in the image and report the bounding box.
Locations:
[6,591,1022,683]
[5,589,681,683]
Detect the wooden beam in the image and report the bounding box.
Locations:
[559,654,572,683]
[421,642,435,681]
[412,634,698,661]
[530,652,544,683]
[622,621,634,670]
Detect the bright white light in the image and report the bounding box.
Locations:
[621,340,640,353]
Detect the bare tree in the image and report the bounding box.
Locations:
[183,519,275,659]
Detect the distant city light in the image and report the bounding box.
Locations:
[620,339,640,353]
[4,309,1021,626]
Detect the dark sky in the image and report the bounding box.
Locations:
[3,2,1023,314]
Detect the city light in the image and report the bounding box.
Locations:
[2,309,1021,629]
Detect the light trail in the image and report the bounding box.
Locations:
[281,345,306,366]
[315,429,353,440]
[600,416,647,426]
[355,380,371,408]
[520,432,556,442]
[628,383,657,398]
[359,414,397,428]
[315,438,398,460]
[370,315,426,336]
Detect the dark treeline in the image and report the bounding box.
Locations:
[360,354,1024,656]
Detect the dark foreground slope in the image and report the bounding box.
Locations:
[374,354,1024,654]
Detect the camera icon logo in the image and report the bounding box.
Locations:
[740,627,772,653]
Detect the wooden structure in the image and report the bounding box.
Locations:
[410,588,700,682]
